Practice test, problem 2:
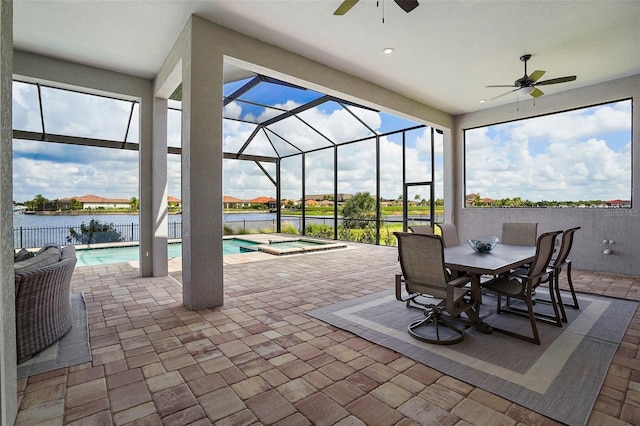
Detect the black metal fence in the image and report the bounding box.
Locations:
[13,215,442,248]
[14,220,279,248]
[14,223,151,249]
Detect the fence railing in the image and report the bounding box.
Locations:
[14,223,150,249]
[14,214,443,248]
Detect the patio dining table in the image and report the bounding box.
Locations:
[444,243,537,315]
[444,243,536,277]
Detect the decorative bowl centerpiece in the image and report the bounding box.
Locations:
[468,235,500,253]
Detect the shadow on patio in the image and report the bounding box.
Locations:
[15,242,640,425]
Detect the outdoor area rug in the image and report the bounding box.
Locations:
[17,293,91,379]
[307,289,638,426]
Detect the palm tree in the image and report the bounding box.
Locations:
[32,194,48,211]
[129,196,140,211]
[342,192,376,229]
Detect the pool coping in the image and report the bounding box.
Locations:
[225,235,348,256]
[72,234,351,267]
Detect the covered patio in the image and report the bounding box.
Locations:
[3,1,640,425]
[14,245,640,424]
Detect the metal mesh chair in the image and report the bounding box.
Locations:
[435,223,459,247]
[501,222,538,246]
[540,226,581,322]
[483,231,562,344]
[408,225,434,235]
[394,232,490,344]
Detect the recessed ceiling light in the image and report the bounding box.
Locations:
[383,48,395,54]
[479,99,487,103]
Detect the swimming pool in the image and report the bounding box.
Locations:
[75,239,260,267]
[75,237,347,266]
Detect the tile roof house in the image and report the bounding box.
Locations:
[61,194,131,209]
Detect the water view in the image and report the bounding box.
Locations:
[12,212,274,228]
[12,211,433,249]
[12,212,337,248]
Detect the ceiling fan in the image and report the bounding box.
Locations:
[486,54,577,101]
[334,0,419,15]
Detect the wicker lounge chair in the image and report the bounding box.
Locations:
[15,246,77,363]
[394,232,490,344]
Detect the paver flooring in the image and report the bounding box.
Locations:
[14,242,640,425]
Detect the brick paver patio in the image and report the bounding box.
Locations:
[14,242,640,425]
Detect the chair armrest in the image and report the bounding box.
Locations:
[447,275,474,288]
[447,274,479,303]
[395,273,405,301]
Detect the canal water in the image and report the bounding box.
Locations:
[12,212,274,228]
[12,212,427,248]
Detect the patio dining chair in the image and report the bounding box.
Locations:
[501,222,538,246]
[394,232,490,345]
[408,225,434,235]
[435,223,460,247]
[538,226,581,322]
[482,230,562,344]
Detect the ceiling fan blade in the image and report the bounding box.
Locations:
[529,70,546,82]
[488,88,519,101]
[486,85,518,88]
[535,75,577,86]
[394,0,419,13]
[334,0,359,15]
[530,88,544,98]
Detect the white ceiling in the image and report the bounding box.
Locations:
[12,0,640,115]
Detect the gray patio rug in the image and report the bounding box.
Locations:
[307,289,638,426]
[17,293,91,379]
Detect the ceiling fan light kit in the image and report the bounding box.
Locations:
[485,54,577,102]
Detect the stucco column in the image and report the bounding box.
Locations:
[180,18,223,308]
[0,1,18,424]
[148,97,169,276]
[138,80,165,276]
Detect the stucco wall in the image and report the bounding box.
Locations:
[453,74,640,275]
[1,0,18,423]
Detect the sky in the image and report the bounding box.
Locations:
[12,79,441,204]
[11,80,630,205]
[465,99,632,202]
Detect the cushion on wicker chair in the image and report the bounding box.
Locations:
[14,246,62,274]
[14,248,35,262]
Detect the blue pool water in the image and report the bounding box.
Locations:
[75,239,259,267]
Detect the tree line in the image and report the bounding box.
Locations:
[17,194,140,212]
[468,194,611,208]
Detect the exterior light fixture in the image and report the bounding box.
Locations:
[383,47,395,54]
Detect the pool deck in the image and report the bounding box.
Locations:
[68,234,349,269]
[13,240,640,425]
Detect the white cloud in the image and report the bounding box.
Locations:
[13,140,139,202]
[12,82,441,204]
[465,101,631,201]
